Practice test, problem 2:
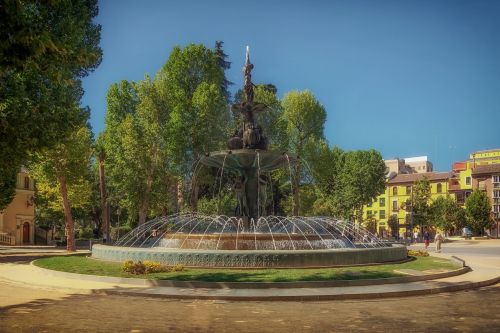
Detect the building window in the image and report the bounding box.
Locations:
[406,185,411,195]
[493,175,500,183]
[379,210,386,219]
[465,177,471,185]
[494,190,500,199]
[24,176,29,189]
[392,187,398,196]
[392,200,398,212]
[437,183,442,193]
[367,210,372,218]
[379,198,385,207]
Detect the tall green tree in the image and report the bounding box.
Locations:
[337,150,386,221]
[0,0,102,209]
[31,125,94,251]
[281,90,326,215]
[102,77,173,226]
[465,190,493,235]
[429,196,466,235]
[411,177,432,232]
[214,41,232,102]
[157,44,227,169]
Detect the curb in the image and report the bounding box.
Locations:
[99,275,500,301]
[31,261,471,289]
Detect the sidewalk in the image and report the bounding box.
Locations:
[0,251,499,301]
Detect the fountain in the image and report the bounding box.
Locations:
[92,47,407,268]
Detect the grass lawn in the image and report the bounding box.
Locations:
[33,254,459,283]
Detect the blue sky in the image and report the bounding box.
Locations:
[82,0,500,171]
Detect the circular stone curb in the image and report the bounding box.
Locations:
[30,259,470,289]
[91,244,408,268]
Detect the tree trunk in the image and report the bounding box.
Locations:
[98,154,110,242]
[292,163,301,216]
[58,175,75,252]
[176,180,184,213]
[191,175,199,212]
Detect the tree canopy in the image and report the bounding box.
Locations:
[0,0,102,209]
[465,190,494,235]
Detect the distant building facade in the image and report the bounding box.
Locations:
[363,150,500,238]
[0,168,35,245]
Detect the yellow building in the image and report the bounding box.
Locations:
[364,172,454,237]
[451,149,500,205]
[0,168,35,245]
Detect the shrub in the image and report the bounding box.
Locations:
[122,260,146,275]
[111,225,132,240]
[76,227,94,239]
[122,260,185,274]
[407,250,429,257]
[143,260,171,273]
[172,263,185,272]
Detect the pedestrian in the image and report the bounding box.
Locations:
[423,228,430,250]
[435,232,444,253]
[413,231,418,243]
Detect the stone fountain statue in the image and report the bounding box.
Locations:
[198,46,298,228]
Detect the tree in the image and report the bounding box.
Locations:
[281,90,326,215]
[0,0,102,209]
[337,150,386,221]
[31,126,94,251]
[95,136,110,242]
[157,44,229,210]
[102,77,173,226]
[214,41,232,102]
[364,218,378,235]
[387,215,399,238]
[429,196,466,235]
[465,190,494,235]
[412,177,431,233]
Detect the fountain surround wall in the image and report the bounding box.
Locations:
[91,243,407,268]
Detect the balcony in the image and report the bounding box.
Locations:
[448,183,461,191]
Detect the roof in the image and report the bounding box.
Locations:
[387,172,454,184]
[471,164,500,176]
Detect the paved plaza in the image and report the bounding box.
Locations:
[0,240,499,332]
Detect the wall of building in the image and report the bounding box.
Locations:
[0,171,35,245]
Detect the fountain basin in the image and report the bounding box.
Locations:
[91,244,407,268]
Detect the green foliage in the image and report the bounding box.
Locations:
[465,190,494,235]
[387,215,399,236]
[412,177,432,228]
[197,193,237,216]
[281,90,326,156]
[429,196,466,233]
[364,218,377,234]
[111,225,132,241]
[0,0,102,209]
[76,227,94,240]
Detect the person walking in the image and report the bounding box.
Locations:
[435,232,444,253]
[423,228,430,250]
